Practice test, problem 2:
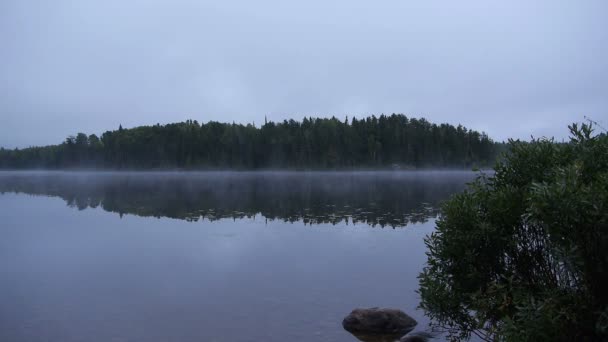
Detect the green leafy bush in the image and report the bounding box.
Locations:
[419,124,608,341]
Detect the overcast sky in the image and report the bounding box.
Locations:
[1,0,607,148]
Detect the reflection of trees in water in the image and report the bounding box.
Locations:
[0,172,475,228]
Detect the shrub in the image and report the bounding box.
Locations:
[419,123,608,341]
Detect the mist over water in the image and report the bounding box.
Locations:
[0,171,476,341]
[0,171,476,227]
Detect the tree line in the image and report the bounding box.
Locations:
[0,114,503,169]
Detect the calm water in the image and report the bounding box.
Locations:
[0,171,475,342]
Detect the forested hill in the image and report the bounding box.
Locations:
[0,114,503,169]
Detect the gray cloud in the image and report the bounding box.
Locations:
[1,0,607,148]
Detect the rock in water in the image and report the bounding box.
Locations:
[400,331,435,341]
[342,307,417,337]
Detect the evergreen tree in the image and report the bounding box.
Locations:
[0,114,504,169]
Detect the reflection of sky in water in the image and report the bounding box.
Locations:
[0,172,477,341]
[0,193,437,341]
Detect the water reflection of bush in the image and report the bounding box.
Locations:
[0,172,474,228]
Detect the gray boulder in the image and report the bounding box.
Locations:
[342,307,417,338]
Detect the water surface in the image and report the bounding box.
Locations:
[0,171,475,342]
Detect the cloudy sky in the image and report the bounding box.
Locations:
[1,0,607,148]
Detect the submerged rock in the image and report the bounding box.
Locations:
[348,332,405,342]
[399,331,435,341]
[342,307,417,339]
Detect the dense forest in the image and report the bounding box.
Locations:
[0,114,502,169]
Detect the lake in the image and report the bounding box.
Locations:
[0,171,476,342]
